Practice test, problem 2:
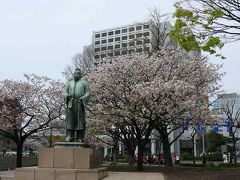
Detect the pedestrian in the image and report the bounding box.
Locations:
[223,152,228,164]
[202,153,207,166]
[175,154,180,165]
[228,152,231,163]
[154,154,158,165]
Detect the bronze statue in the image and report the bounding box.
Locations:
[63,68,90,142]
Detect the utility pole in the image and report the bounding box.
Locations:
[202,133,206,154]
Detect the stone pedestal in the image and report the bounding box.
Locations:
[15,143,108,180]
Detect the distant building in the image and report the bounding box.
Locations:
[212,93,240,137]
[92,23,151,62]
[91,21,176,65]
[212,93,240,113]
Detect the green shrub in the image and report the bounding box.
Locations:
[207,162,215,167]
[195,156,202,160]
[181,152,193,160]
[208,152,223,161]
[103,154,111,161]
[118,154,129,163]
[122,154,129,163]
[178,163,204,167]
[117,153,124,162]
[218,163,240,168]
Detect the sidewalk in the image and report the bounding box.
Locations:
[0,170,165,180]
[105,172,165,180]
[0,170,15,180]
[0,170,14,176]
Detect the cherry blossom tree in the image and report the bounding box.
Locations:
[0,74,64,167]
[87,47,222,168]
[87,58,155,170]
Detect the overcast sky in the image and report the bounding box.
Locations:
[0,0,239,93]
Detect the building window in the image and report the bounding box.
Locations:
[122,43,127,48]
[144,47,150,52]
[115,30,121,34]
[108,53,113,57]
[129,27,135,32]
[122,50,127,55]
[129,34,135,39]
[115,44,120,49]
[101,54,106,58]
[101,46,107,51]
[108,38,113,43]
[144,24,149,29]
[129,41,135,46]
[136,40,142,45]
[115,51,120,56]
[144,38,150,43]
[101,39,107,44]
[108,45,113,50]
[122,28,127,33]
[94,48,100,52]
[95,34,100,38]
[143,32,150,36]
[122,36,127,40]
[102,32,107,37]
[94,55,100,59]
[95,41,100,45]
[108,31,114,36]
[136,33,142,38]
[115,37,120,42]
[128,49,135,54]
[136,26,142,30]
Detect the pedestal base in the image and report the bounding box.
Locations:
[15,145,108,180]
[15,167,108,180]
[38,147,101,169]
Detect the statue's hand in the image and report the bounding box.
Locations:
[66,95,72,99]
[79,98,83,105]
[65,95,72,103]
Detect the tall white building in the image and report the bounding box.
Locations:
[91,21,176,65]
[92,23,152,63]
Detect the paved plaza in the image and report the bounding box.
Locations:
[105,172,164,180]
[0,170,165,180]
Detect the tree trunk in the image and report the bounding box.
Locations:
[232,136,237,164]
[16,142,23,168]
[192,136,195,165]
[112,139,119,164]
[161,132,173,168]
[128,151,135,166]
[137,144,144,171]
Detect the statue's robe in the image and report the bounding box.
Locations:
[63,79,90,131]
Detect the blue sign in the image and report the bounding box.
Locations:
[197,122,205,133]
[212,123,219,132]
[226,119,233,135]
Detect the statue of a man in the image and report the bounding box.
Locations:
[63,68,90,142]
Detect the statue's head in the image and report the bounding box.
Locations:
[73,68,82,81]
